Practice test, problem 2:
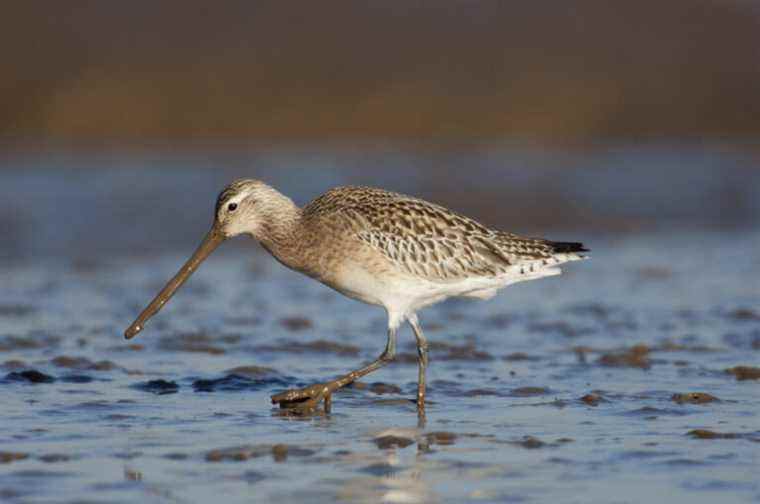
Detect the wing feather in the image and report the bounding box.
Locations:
[304,186,586,282]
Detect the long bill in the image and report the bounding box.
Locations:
[124,226,225,339]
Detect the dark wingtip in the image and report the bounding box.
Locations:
[550,241,589,253]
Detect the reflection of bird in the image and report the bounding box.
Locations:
[125,180,588,416]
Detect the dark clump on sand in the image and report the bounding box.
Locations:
[580,392,607,406]
[425,432,457,446]
[60,375,94,383]
[503,352,540,361]
[132,380,180,395]
[515,436,546,449]
[510,386,550,397]
[193,374,288,392]
[725,366,760,381]
[279,316,314,331]
[726,308,760,322]
[163,453,189,461]
[271,444,316,462]
[51,356,117,371]
[0,335,60,352]
[5,370,55,383]
[687,430,760,441]
[223,366,277,378]
[671,392,719,404]
[597,344,651,369]
[0,305,36,317]
[655,341,717,353]
[1,360,27,371]
[38,454,73,463]
[392,352,420,364]
[206,444,315,462]
[0,452,29,464]
[374,435,415,449]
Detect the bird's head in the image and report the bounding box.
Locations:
[213,179,290,239]
[124,179,294,340]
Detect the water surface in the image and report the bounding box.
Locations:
[1,150,759,503]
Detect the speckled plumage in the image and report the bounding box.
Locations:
[302,186,585,283]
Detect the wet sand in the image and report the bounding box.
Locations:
[1,227,759,503]
[1,152,760,503]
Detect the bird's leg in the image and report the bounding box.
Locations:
[272,327,397,414]
[408,314,428,417]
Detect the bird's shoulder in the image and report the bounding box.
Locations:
[304,186,489,236]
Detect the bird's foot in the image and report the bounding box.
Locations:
[271,382,336,415]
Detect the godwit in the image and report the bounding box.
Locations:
[125,180,588,416]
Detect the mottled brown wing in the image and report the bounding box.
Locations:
[306,186,562,281]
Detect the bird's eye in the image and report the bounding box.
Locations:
[227,202,238,212]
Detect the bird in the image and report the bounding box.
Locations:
[124,179,588,417]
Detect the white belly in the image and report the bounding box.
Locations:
[323,259,565,317]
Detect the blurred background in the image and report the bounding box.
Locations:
[1,1,759,262]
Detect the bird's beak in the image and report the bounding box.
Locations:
[124,225,225,339]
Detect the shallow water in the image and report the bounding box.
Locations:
[1,149,760,503]
[1,227,759,503]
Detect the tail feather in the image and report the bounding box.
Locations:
[548,241,589,254]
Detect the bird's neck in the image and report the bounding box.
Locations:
[255,199,306,268]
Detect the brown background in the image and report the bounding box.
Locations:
[3,1,760,143]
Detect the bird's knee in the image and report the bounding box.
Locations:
[381,347,395,362]
[417,343,428,366]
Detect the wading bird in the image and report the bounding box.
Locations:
[125,180,587,416]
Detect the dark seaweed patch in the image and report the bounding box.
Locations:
[223,366,277,378]
[5,370,55,384]
[726,308,760,322]
[597,344,651,369]
[0,335,60,352]
[38,454,73,463]
[671,392,719,404]
[50,356,117,371]
[374,435,415,449]
[349,381,403,395]
[503,352,540,361]
[359,462,398,477]
[688,430,760,441]
[510,386,550,397]
[725,366,760,381]
[132,379,180,395]
[1,360,27,371]
[192,374,288,392]
[60,375,94,384]
[624,406,688,418]
[206,444,315,462]
[515,436,546,449]
[0,452,29,464]
[425,431,457,445]
[0,305,35,317]
[580,392,607,406]
[279,316,313,331]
